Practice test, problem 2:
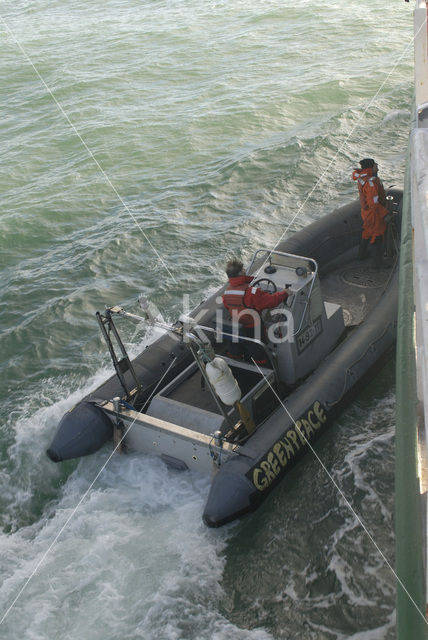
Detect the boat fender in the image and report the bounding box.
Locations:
[205,357,242,406]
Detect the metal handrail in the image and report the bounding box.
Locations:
[246,248,319,336]
[246,248,318,276]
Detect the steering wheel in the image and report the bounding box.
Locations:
[251,278,277,293]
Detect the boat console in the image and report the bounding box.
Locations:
[222,249,346,386]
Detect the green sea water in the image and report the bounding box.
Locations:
[0,1,413,638]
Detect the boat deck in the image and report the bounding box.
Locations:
[167,363,265,413]
[168,369,220,413]
[320,259,395,327]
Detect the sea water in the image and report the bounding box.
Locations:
[0,1,413,638]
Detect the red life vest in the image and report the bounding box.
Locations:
[222,277,258,328]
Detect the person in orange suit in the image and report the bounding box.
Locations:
[352,158,388,267]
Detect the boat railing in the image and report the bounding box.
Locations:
[246,248,318,277]
[246,248,319,337]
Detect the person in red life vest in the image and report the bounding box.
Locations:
[352,158,388,267]
[222,258,290,341]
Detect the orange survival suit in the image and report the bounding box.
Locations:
[222,275,289,330]
[352,166,388,243]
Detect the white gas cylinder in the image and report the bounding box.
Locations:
[205,357,242,406]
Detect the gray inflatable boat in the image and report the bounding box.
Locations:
[47,189,402,527]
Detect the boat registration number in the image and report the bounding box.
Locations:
[296,316,322,353]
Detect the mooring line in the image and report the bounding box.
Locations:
[0,4,422,630]
[0,357,178,627]
[253,13,417,279]
[0,12,181,624]
[250,358,428,629]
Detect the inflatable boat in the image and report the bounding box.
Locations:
[47,189,402,527]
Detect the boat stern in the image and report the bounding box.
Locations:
[46,401,113,462]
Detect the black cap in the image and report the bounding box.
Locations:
[359,158,375,169]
